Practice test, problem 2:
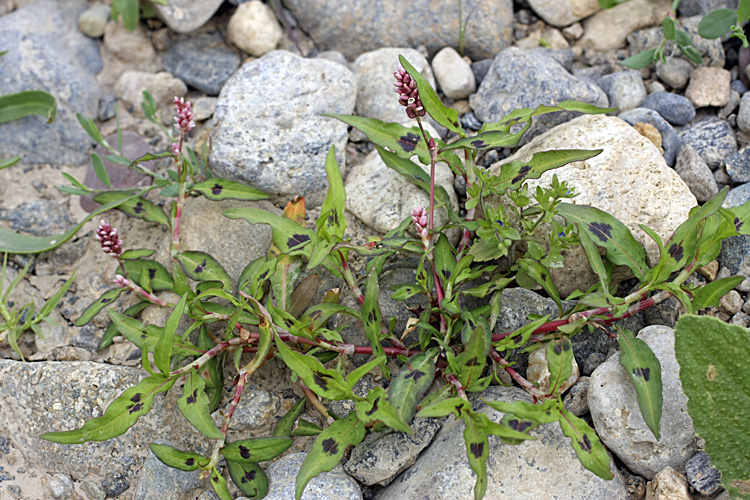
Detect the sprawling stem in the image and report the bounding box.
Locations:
[299,380,334,425]
[205,371,248,471]
[170,133,187,259]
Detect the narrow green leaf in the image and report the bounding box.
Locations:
[699,9,737,39]
[355,386,412,434]
[293,419,324,436]
[433,233,454,289]
[227,460,268,499]
[375,145,453,211]
[209,467,233,500]
[317,146,347,239]
[577,223,609,293]
[463,411,489,500]
[178,370,223,439]
[295,413,365,500]
[273,397,306,437]
[362,269,386,359]
[155,293,186,374]
[122,259,174,291]
[40,375,175,443]
[104,154,131,166]
[675,315,750,499]
[622,48,658,70]
[274,332,349,400]
[111,0,139,30]
[415,397,470,418]
[558,409,614,480]
[456,317,490,389]
[346,356,386,393]
[149,443,207,471]
[75,288,126,326]
[546,338,574,395]
[120,249,156,260]
[484,398,560,423]
[492,315,550,352]
[692,276,745,310]
[192,178,268,201]
[99,301,150,349]
[388,350,438,424]
[107,309,199,357]
[739,0,750,23]
[498,150,603,192]
[558,203,648,281]
[0,155,21,170]
[91,153,112,188]
[76,113,109,148]
[221,437,293,463]
[440,123,531,152]
[196,326,223,412]
[93,191,170,227]
[223,208,317,254]
[398,54,463,135]
[498,413,542,444]
[617,327,662,439]
[176,251,232,292]
[0,90,57,124]
[518,258,562,313]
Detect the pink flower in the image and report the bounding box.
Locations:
[173,97,195,134]
[394,64,425,119]
[411,206,429,238]
[95,220,123,258]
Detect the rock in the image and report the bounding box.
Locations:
[589,325,698,479]
[655,57,693,90]
[579,0,671,51]
[103,21,157,67]
[472,58,494,86]
[316,50,349,67]
[720,289,743,315]
[0,360,210,481]
[598,70,646,112]
[618,107,682,166]
[634,122,664,152]
[227,0,283,57]
[737,92,750,132]
[344,418,443,486]
[490,115,696,269]
[674,144,719,202]
[563,377,590,416]
[209,51,356,207]
[133,439,204,500]
[282,0,513,62]
[97,93,118,121]
[344,148,457,238]
[114,71,188,123]
[526,0,601,27]
[162,31,240,96]
[679,116,737,168]
[193,96,217,122]
[352,47,435,124]
[645,467,690,500]
[431,47,476,100]
[470,47,608,142]
[724,182,750,208]
[647,80,667,93]
[265,452,362,500]
[725,147,750,183]
[719,89,741,120]
[718,233,750,291]
[627,17,725,69]
[562,22,585,41]
[0,0,101,165]
[515,28,570,51]
[685,67,731,108]
[640,92,696,126]
[678,0,739,16]
[150,0,224,33]
[526,344,579,394]
[0,201,71,237]
[211,388,279,431]
[461,111,483,131]
[48,474,74,499]
[77,4,110,38]
[685,451,722,495]
[377,386,629,499]
[81,481,106,500]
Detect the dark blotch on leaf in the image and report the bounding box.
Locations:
[563,340,571,351]
[239,445,251,459]
[511,166,531,185]
[211,184,223,195]
[148,268,156,279]
[735,217,743,231]
[580,434,592,452]
[242,470,256,483]
[365,399,379,416]
[509,419,533,432]
[194,259,207,274]
[465,356,480,367]
[321,438,339,456]
[129,403,143,414]
[131,393,143,403]
[588,222,613,242]
[186,389,198,405]
[469,441,484,458]
[554,343,562,355]
[404,369,426,381]
[399,132,420,152]
[212,475,219,483]
[313,374,329,391]
[367,311,376,324]
[471,139,487,149]
[287,233,310,249]
[133,201,145,214]
[101,297,113,304]
[633,367,650,381]
[668,243,684,262]
[185,458,195,466]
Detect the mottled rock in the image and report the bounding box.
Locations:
[724,147,750,183]
[103,21,156,67]
[563,377,590,416]
[645,467,690,500]
[209,51,356,207]
[377,386,629,500]
[679,116,737,168]
[527,0,601,27]
[151,0,224,33]
[101,473,129,498]
[685,67,731,108]
[579,0,671,51]
[598,70,646,112]
[589,326,698,479]
[737,92,750,132]
[48,474,74,499]
[655,57,693,90]
[0,201,71,237]
[265,453,362,500]
[114,71,188,119]
[227,0,283,57]
[674,144,719,202]
[432,46,476,100]
[211,388,279,431]
[618,107,682,166]
[640,92,696,126]
[133,439,204,500]
[685,451,722,495]
[162,31,240,95]
[282,0,513,62]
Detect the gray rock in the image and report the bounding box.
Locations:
[162,31,240,96]
[588,325,698,479]
[644,294,684,328]
[81,481,106,500]
[282,0,513,62]
[461,111,483,131]
[737,92,750,132]
[0,360,210,481]
[679,116,737,169]
[209,51,356,207]
[103,21,158,69]
[731,79,747,95]
[470,47,608,143]
[265,452,362,500]
[563,377,590,416]
[377,386,629,500]
[151,0,224,33]
[97,93,118,122]
[724,147,750,183]
[598,70,646,112]
[527,0,601,27]
[618,107,682,166]
[77,4,110,38]
[101,473,130,497]
[579,0,670,52]
[212,388,279,431]
[678,0,738,16]
[655,57,693,90]
[674,144,719,202]
[0,0,101,165]
[48,474,74,499]
[471,58,493,86]
[685,451,722,495]
[718,89,741,120]
[0,201,71,237]
[344,418,443,486]
[640,92,696,126]
[718,234,750,291]
[351,47,435,124]
[133,439,204,500]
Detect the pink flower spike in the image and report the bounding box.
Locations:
[171,142,180,156]
[173,96,195,134]
[394,64,425,119]
[96,220,123,258]
[114,274,129,287]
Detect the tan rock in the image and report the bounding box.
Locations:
[527,0,601,27]
[103,21,156,66]
[578,0,671,52]
[645,467,690,500]
[526,344,579,394]
[227,1,283,57]
[685,67,731,108]
[114,71,187,123]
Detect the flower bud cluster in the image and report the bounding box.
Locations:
[95,220,123,258]
[174,96,195,134]
[411,206,429,238]
[394,65,425,119]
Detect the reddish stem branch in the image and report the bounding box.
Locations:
[220,371,248,435]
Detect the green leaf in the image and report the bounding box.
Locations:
[355,386,412,434]
[0,90,57,124]
[456,316,490,389]
[317,146,347,239]
[293,419,324,436]
[296,413,365,500]
[699,9,737,39]
[154,293,186,374]
[463,410,490,500]
[517,258,562,313]
[122,259,174,291]
[196,327,223,412]
[498,149,603,192]
[415,397,470,418]
[362,269,386,360]
[111,0,139,30]
[40,375,176,443]
[739,0,750,23]
[223,208,317,254]
[558,409,614,480]
[221,437,293,463]
[617,328,662,439]
[662,17,676,40]
[398,54,463,135]
[440,123,531,152]
[622,48,658,70]
[546,338,574,394]
[273,397,306,437]
[346,356,386,393]
[76,113,110,148]
[149,443,207,471]
[680,45,704,65]
[482,398,560,423]
[577,223,609,293]
[558,203,648,281]
[107,310,199,357]
[388,350,438,424]
[91,153,112,188]
[120,249,156,260]
[209,467,233,500]
[192,178,268,201]
[674,315,750,499]
[178,370,223,439]
[75,288,126,326]
[433,233,454,288]
[93,191,170,227]
[375,145,453,211]
[274,332,349,400]
[0,155,21,170]
[227,460,268,499]
[99,302,150,349]
[692,276,746,311]
[176,251,232,292]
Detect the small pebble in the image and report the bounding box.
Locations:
[685,451,723,495]
[561,22,584,41]
[719,89,740,120]
[49,474,74,499]
[82,480,106,500]
[641,92,696,126]
[685,67,731,108]
[7,485,22,499]
[431,46,476,100]
[227,0,283,57]
[77,4,110,38]
[730,311,750,327]
[738,92,750,132]
[698,260,719,281]
[645,467,690,500]
[646,81,666,94]
[101,473,129,497]
[719,289,743,315]
[731,79,748,95]
[461,111,483,131]
[655,57,692,90]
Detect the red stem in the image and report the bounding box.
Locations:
[220,371,247,435]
